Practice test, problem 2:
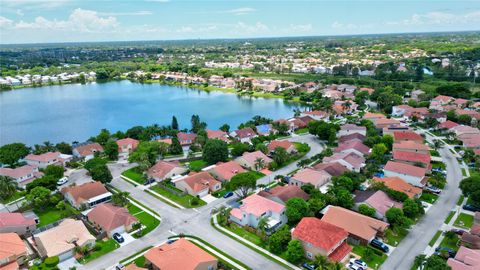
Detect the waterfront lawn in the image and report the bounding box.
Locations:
[445,211,455,224]
[122,167,147,185]
[78,239,119,264]
[352,245,387,270]
[420,193,439,204]
[187,159,208,172]
[150,185,206,208]
[453,213,474,229]
[429,231,442,247]
[439,234,460,251]
[35,204,79,227]
[384,228,408,247]
[127,203,160,237]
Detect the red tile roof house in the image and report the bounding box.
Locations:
[438,120,459,130]
[363,112,386,123]
[144,238,218,270]
[393,151,431,169]
[300,110,330,121]
[147,160,187,182]
[258,185,309,205]
[433,95,455,105]
[392,131,424,144]
[0,232,28,270]
[61,181,112,209]
[374,118,401,129]
[337,124,367,138]
[235,150,273,171]
[372,177,422,199]
[289,168,332,189]
[229,127,257,144]
[206,161,246,182]
[447,246,480,270]
[323,152,365,172]
[116,138,139,155]
[24,151,72,169]
[86,203,139,237]
[292,217,352,263]
[460,134,480,150]
[72,142,104,161]
[267,140,296,154]
[384,161,427,187]
[229,194,287,233]
[334,140,371,156]
[173,172,221,197]
[206,129,230,142]
[321,206,389,246]
[393,141,430,155]
[288,117,309,130]
[382,125,411,137]
[0,165,43,187]
[392,104,414,117]
[338,133,366,144]
[177,132,197,149]
[354,190,403,221]
[0,213,37,236]
[452,125,480,137]
[313,162,349,177]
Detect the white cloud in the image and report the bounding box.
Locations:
[98,11,153,16]
[0,16,14,28]
[16,9,24,16]
[387,11,480,26]
[226,7,256,16]
[1,0,70,10]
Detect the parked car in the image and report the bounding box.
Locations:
[143,178,155,185]
[463,204,480,212]
[424,186,441,194]
[302,262,316,270]
[435,247,456,258]
[349,258,367,268]
[167,239,177,244]
[57,177,69,185]
[115,264,125,270]
[449,229,466,235]
[370,239,389,253]
[348,264,364,270]
[223,191,234,198]
[113,232,125,243]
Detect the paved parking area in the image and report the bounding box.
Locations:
[119,232,136,247]
[57,257,82,270]
[201,194,218,204]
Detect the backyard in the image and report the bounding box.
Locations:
[35,204,80,227]
[78,239,120,264]
[186,159,208,172]
[150,185,206,208]
[384,228,408,246]
[420,193,439,204]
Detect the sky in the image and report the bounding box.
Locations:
[0,0,479,44]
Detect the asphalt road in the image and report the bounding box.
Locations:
[379,133,463,270]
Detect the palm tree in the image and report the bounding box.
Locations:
[256,217,269,240]
[0,176,17,201]
[254,157,265,170]
[433,139,444,150]
[314,255,330,270]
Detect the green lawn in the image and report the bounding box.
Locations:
[127,203,160,238]
[150,185,206,208]
[294,128,309,135]
[384,228,408,246]
[122,167,147,185]
[352,245,387,270]
[35,205,79,227]
[429,231,442,246]
[133,256,146,267]
[224,223,264,247]
[0,190,26,204]
[420,193,439,204]
[292,142,311,153]
[453,213,474,229]
[457,195,465,206]
[445,211,455,224]
[430,161,446,170]
[120,246,152,264]
[78,239,119,264]
[187,160,208,172]
[461,168,467,177]
[439,234,460,251]
[429,150,440,157]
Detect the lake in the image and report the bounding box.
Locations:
[0,80,301,146]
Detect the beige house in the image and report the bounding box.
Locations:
[0,233,28,269]
[235,151,273,171]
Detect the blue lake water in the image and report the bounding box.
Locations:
[0,80,301,146]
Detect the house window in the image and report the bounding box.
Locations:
[208,266,214,270]
[307,252,313,259]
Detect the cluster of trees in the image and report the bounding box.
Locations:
[84,158,113,184]
[459,175,480,205]
[308,120,339,144]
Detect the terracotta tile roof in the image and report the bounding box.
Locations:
[258,185,309,202]
[179,172,220,193]
[297,116,315,125]
[393,141,429,152]
[303,110,329,117]
[0,261,19,270]
[375,118,401,127]
[363,112,386,120]
[87,203,138,232]
[293,217,349,252]
[433,95,454,102]
[267,140,294,152]
[123,265,147,270]
[328,241,352,262]
[177,132,197,145]
[384,161,426,178]
[289,118,308,129]
[292,168,331,187]
[206,130,228,140]
[0,213,36,228]
[147,161,184,179]
[393,131,423,142]
[210,161,246,181]
[24,152,61,163]
[313,162,349,177]
[234,127,256,139]
[144,238,217,270]
[372,177,422,199]
[61,181,110,205]
[240,151,273,166]
[340,124,366,131]
[322,206,389,242]
[335,140,370,155]
[338,133,366,143]
[235,194,284,217]
[324,152,365,170]
[447,246,480,270]
[364,191,403,216]
[0,165,40,179]
[116,138,139,148]
[157,138,172,145]
[0,233,26,262]
[439,120,459,129]
[74,143,103,157]
[393,151,431,165]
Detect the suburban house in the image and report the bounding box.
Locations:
[33,219,96,261]
[173,172,221,197]
[300,110,329,121]
[392,131,424,144]
[206,161,246,182]
[206,130,229,142]
[87,203,138,237]
[230,194,287,233]
[452,125,480,137]
[438,120,459,130]
[144,238,218,270]
[363,112,386,123]
[256,124,275,136]
[410,89,425,101]
[312,162,349,177]
[323,152,365,172]
[392,151,431,168]
[372,177,422,199]
[0,213,37,236]
[116,138,139,155]
[384,161,427,187]
[0,233,28,270]
[393,141,430,155]
[289,168,331,189]
[354,190,403,220]
[383,126,411,136]
[338,133,366,143]
[177,132,197,148]
[321,206,389,245]
[24,151,72,168]
[334,140,371,156]
[61,181,112,209]
[235,150,273,171]
[447,246,480,270]
[374,118,401,129]
[267,140,296,154]
[0,165,43,187]
[72,142,104,161]
[292,217,352,262]
[258,185,309,205]
[147,161,187,182]
[337,124,367,137]
[230,127,257,143]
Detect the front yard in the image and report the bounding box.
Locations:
[150,185,206,208]
[223,222,265,247]
[127,203,160,238]
[351,245,387,270]
[439,234,460,252]
[453,213,474,229]
[35,204,80,227]
[78,239,120,264]
[420,193,439,204]
[122,167,147,185]
[384,228,408,246]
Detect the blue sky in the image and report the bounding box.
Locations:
[0,0,479,44]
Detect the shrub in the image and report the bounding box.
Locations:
[44,256,59,267]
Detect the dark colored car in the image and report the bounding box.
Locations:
[113,232,125,243]
[370,239,389,253]
[463,204,480,212]
[450,229,466,235]
[223,191,234,198]
[167,239,177,244]
[302,262,316,270]
[143,178,156,185]
[435,247,456,258]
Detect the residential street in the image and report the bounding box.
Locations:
[379,132,464,270]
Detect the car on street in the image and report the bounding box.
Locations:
[370,239,389,253]
[57,177,69,185]
[167,239,177,244]
[424,185,441,194]
[302,262,316,270]
[113,232,125,243]
[349,258,367,268]
[463,204,480,212]
[223,191,234,198]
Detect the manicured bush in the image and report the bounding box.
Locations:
[44,256,59,267]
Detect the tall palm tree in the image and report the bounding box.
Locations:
[254,157,265,170]
[0,176,17,201]
[314,255,330,270]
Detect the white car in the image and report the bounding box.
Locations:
[348,263,364,270]
[57,177,69,185]
[349,258,367,268]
